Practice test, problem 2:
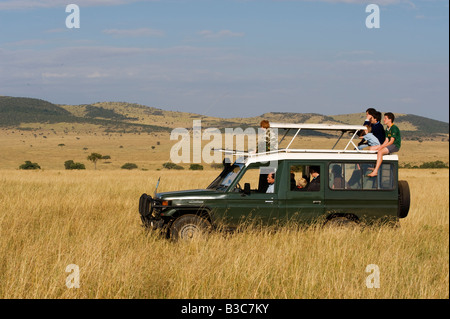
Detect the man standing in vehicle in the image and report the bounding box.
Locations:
[367,112,401,177]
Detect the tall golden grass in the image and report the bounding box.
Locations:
[0,168,448,298]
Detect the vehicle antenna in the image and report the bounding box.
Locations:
[154,177,161,197]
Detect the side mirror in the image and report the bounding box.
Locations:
[243,183,251,195]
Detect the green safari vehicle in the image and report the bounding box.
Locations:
[139,123,410,240]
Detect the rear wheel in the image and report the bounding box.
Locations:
[398,180,410,218]
[170,214,211,241]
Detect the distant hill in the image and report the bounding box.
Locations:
[0,96,73,125]
[0,97,170,133]
[0,96,448,139]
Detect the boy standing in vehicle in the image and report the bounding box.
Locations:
[367,112,401,177]
[259,120,278,153]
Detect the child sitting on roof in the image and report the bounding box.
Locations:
[357,125,380,150]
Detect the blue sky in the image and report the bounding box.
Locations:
[0,0,448,121]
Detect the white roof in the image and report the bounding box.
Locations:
[270,123,366,131]
[218,122,390,159]
[245,152,398,165]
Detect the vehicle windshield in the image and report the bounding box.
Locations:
[207,163,244,191]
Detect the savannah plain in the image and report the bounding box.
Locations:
[0,125,448,299]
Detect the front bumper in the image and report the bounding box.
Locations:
[139,193,165,229]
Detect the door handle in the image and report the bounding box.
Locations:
[265,200,274,203]
[313,201,321,204]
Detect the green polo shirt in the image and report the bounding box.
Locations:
[386,124,401,149]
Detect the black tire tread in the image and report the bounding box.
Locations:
[398,180,410,218]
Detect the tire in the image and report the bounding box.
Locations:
[170,214,211,241]
[139,193,153,226]
[398,180,410,218]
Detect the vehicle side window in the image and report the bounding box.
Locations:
[329,164,344,189]
[329,162,394,190]
[289,164,320,192]
[379,164,394,189]
[345,163,362,189]
[236,164,276,193]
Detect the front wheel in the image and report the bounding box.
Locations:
[170,214,211,241]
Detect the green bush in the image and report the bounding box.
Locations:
[400,161,448,169]
[210,163,224,169]
[64,160,86,170]
[121,163,138,170]
[162,162,184,170]
[189,164,204,170]
[419,161,448,169]
[19,161,41,170]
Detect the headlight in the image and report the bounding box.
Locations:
[161,200,171,206]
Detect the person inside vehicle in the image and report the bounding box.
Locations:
[307,166,320,191]
[259,120,273,153]
[290,172,297,190]
[266,172,275,193]
[297,177,308,190]
[331,164,344,189]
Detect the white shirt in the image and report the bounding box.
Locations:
[266,184,274,193]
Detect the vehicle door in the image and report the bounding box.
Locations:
[283,162,325,222]
[224,163,280,226]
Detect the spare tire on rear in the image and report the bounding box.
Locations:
[398,180,410,218]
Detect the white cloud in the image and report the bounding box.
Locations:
[41,72,74,78]
[199,30,245,39]
[0,44,447,121]
[4,39,48,47]
[87,71,110,79]
[103,28,165,37]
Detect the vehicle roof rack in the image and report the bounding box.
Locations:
[214,122,371,157]
[271,122,367,153]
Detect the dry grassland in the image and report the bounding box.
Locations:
[0,168,448,299]
[0,130,448,170]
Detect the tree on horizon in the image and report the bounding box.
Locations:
[87,153,102,170]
